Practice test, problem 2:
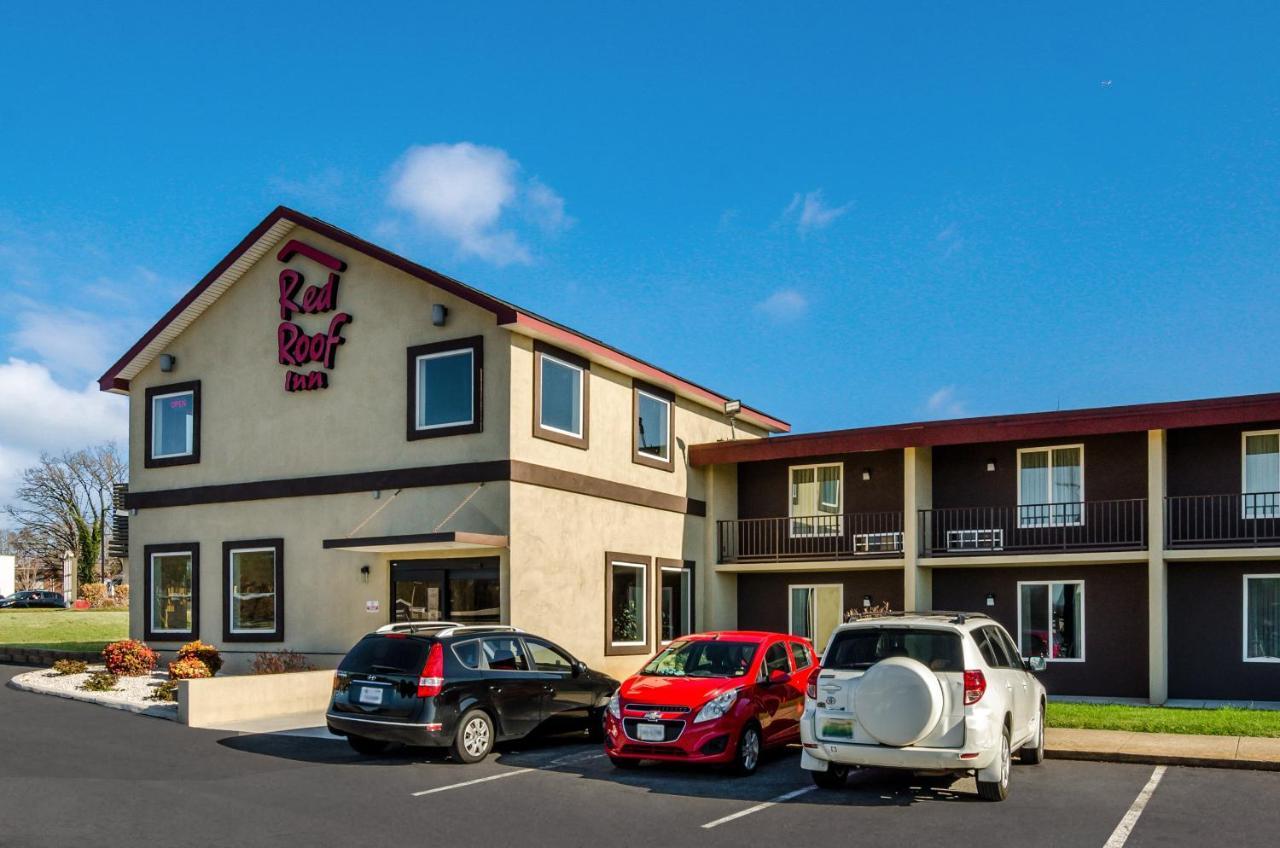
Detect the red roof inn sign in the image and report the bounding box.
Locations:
[275,239,353,392]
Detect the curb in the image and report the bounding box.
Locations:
[1047,748,1280,772]
[6,672,179,721]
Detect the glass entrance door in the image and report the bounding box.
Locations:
[393,570,445,623]
[390,558,501,625]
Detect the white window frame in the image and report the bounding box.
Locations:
[1016,444,1085,528]
[1016,579,1086,663]
[1241,430,1280,519]
[788,462,844,538]
[659,564,692,646]
[149,551,193,635]
[150,389,195,459]
[228,546,278,635]
[539,353,585,438]
[414,348,475,431]
[609,560,647,649]
[1243,573,1280,663]
[635,389,672,462]
[787,583,844,652]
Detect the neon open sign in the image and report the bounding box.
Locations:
[274,239,353,392]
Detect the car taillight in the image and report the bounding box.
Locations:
[963,669,986,705]
[418,643,445,698]
[806,671,819,700]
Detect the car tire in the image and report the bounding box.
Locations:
[347,735,391,756]
[976,727,1012,802]
[811,763,850,789]
[609,755,641,769]
[587,708,606,743]
[1019,703,1045,765]
[730,724,762,777]
[452,709,495,764]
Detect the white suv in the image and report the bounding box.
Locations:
[800,612,1047,801]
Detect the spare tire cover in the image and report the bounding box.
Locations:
[854,656,944,747]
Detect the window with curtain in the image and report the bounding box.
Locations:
[1245,575,1280,661]
[1018,445,1083,527]
[789,464,842,537]
[1243,432,1280,519]
[789,584,843,653]
[1018,580,1084,660]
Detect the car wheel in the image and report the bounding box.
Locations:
[587,707,606,743]
[609,755,640,769]
[811,763,850,789]
[1019,703,1045,765]
[976,728,1011,801]
[347,735,391,756]
[452,709,495,764]
[731,724,762,776]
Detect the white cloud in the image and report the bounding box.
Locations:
[784,189,851,234]
[925,385,968,418]
[754,288,809,321]
[386,142,569,265]
[11,307,118,381]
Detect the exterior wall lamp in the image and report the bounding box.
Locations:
[985,592,996,607]
[159,353,177,373]
[360,565,371,584]
[862,468,872,481]
[986,459,997,472]
[863,594,873,608]
[432,303,449,326]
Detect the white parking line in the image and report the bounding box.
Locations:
[1103,765,1167,848]
[701,786,817,829]
[410,751,604,797]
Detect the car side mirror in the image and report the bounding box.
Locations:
[1025,656,1047,673]
[767,669,790,685]
[572,660,587,677]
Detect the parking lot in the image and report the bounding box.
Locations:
[2,663,1278,848]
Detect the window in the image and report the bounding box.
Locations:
[640,640,757,678]
[605,554,650,655]
[1018,580,1084,661]
[1017,445,1084,527]
[1242,432,1280,519]
[823,628,964,672]
[633,382,674,470]
[144,543,198,640]
[525,639,575,673]
[452,639,482,669]
[223,539,284,642]
[789,463,843,537]
[144,381,200,467]
[1244,575,1280,662]
[481,636,530,671]
[407,337,483,440]
[534,342,589,449]
[760,642,791,680]
[975,626,1020,669]
[789,584,843,654]
[658,560,693,645]
[790,642,813,670]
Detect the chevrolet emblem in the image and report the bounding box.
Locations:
[644,711,663,721]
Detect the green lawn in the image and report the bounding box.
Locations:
[0,609,129,652]
[1048,701,1280,738]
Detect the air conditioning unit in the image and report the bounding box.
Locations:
[851,531,903,553]
[945,528,1004,552]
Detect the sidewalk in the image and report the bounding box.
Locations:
[1047,727,1280,771]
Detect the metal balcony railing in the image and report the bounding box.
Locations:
[1166,492,1280,548]
[920,499,1148,556]
[717,512,904,563]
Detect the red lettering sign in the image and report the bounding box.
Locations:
[275,242,351,391]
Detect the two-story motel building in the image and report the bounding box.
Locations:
[100,208,1279,701]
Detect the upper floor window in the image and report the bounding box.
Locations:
[1242,431,1280,519]
[534,342,589,449]
[407,337,483,440]
[1017,445,1083,527]
[1244,574,1280,662]
[145,381,200,468]
[633,382,675,470]
[789,463,842,537]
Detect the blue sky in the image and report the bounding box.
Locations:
[2,2,1279,499]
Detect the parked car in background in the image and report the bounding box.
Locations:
[604,631,818,775]
[327,623,618,762]
[0,591,68,609]
[800,612,1046,801]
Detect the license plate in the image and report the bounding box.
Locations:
[357,686,385,706]
[822,718,854,739]
[636,722,665,742]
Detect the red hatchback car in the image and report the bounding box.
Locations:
[603,631,818,775]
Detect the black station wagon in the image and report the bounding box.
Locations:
[327,624,619,762]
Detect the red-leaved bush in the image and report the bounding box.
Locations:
[167,657,212,680]
[101,640,158,676]
[176,640,223,676]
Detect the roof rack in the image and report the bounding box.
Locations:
[437,624,524,638]
[375,621,460,634]
[851,611,991,625]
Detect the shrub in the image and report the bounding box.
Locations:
[101,640,158,676]
[176,640,223,676]
[79,582,110,609]
[148,680,179,702]
[51,659,88,676]
[167,657,212,680]
[114,585,130,607]
[251,650,315,675]
[80,671,118,692]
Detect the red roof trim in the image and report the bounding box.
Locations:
[689,391,1280,466]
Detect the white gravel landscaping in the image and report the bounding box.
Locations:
[7,666,179,720]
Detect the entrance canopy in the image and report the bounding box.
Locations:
[322,531,508,554]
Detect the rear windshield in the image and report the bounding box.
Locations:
[823,628,963,672]
[641,640,758,678]
[339,636,429,675]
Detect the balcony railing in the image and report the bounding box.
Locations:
[1166,492,1280,548]
[717,512,904,563]
[920,499,1148,556]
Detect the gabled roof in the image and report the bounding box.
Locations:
[689,390,1280,465]
[97,206,788,433]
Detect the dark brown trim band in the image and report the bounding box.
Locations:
[633,380,676,472]
[605,552,652,657]
[533,340,590,450]
[144,380,201,468]
[222,538,285,644]
[143,542,199,642]
[322,531,509,550]
[509,461,705,516]
[406,335,484,441]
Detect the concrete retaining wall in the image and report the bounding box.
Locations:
[178,669,335,728]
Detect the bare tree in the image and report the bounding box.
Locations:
[4,444,126,587]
